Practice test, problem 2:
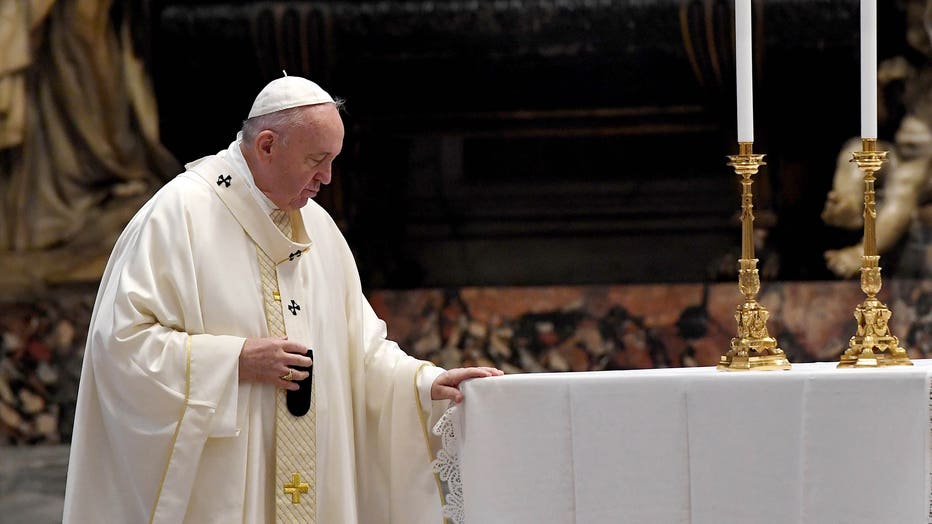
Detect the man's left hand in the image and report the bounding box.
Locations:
[431,367,504,403]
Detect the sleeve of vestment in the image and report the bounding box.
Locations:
[86,189,243,521]
[358,292,448,524]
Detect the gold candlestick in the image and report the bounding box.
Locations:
[718,142,791,371]
[838,138,912,368]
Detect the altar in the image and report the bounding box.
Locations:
[437,361,932,523]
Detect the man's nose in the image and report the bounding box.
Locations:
[316,166,332,185]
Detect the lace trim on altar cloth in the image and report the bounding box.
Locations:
[927,373,932,524]
[432,406,465,524]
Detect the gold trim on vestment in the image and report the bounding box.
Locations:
[414,362,447,522]
[258,212,318,523]
[148,335,193,524]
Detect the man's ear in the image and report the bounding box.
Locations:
[256,130,276,160]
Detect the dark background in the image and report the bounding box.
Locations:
[137,0,908,288]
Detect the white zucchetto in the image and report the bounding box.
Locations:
[247,76,334,119]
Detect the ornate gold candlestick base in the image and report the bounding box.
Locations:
[837,260,912,367]
[838,139,912,368]
[718,143,790,372]
[719,258,791,371]
[838,298,911,368]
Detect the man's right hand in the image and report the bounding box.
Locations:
[239,337,313,391]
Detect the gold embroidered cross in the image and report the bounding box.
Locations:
[284,473,310,504]
[283,472,310,504]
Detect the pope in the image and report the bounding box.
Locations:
[62,75,502,523]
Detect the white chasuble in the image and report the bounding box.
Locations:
[63,139,447,523]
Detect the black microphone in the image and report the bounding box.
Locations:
[286,348,313,417]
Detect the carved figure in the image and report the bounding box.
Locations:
[823,1,932,278]
[0,0,177,291]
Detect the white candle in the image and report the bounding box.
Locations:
[735,0,753,143]
[861,0,877,138]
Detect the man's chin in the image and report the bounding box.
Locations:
[290,196,313,209]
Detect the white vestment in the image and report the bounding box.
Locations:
[63,139,447,523]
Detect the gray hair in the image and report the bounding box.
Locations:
[241,99,346,145]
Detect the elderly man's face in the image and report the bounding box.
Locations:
[268,104,344,210]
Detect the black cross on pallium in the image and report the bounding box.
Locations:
[289,250,302,261]
[217,174,232,187]
[288,300,301,315]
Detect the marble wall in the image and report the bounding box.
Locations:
[370,280,932,373]
[0,287,92,446]
[4,280,932,445]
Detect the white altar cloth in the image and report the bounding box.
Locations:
[441,361,932,524]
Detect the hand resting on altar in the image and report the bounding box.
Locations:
[431,367,504,403]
